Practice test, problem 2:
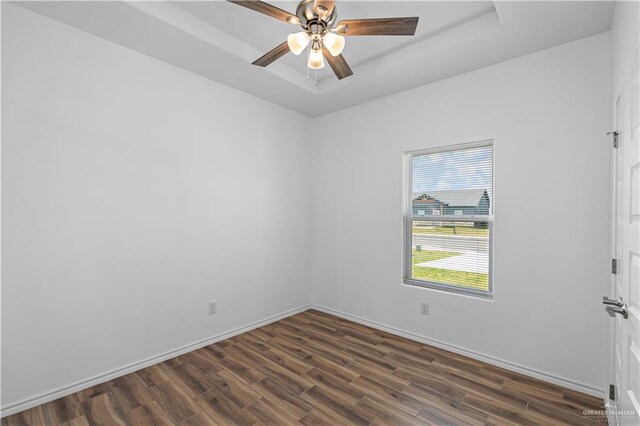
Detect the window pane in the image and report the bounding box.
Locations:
[412,145,492,216]
[411,220,490,292]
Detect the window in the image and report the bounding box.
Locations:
[403,141,493,298]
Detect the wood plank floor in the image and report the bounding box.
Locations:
[3,310,607,425]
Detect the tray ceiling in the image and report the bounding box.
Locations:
[14,1,615,117]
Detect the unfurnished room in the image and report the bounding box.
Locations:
[1,0,639,425]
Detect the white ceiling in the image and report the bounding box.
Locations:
[14,1,615,117]
[171,1,496,74]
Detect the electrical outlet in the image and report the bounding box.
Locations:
[420,302,429,315]
[208,302,217,315]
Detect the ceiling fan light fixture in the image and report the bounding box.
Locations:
[287,31,310,55]
[323,32,345,56]
[308,47,325,69]
[230,0,419,80]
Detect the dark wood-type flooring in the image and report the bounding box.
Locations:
[2,310,607,425]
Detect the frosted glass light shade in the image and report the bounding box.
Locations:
[287,32,310,55]
[323,32,345,56]
[307,48,325,69]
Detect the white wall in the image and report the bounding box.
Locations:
[1,4,311,409]
[311,32,611,393]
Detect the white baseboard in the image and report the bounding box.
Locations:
[311,304,606,399]
[0,304,311,418]
[3,302,606,418]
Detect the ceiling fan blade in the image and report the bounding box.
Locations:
[228,1,300,24]
[322,48,353,80]
[335,17,419,36]
[252,41,290,67]
[313,0,335,18]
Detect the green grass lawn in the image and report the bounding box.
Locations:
[412,226,489,237]
[412,249,489,291]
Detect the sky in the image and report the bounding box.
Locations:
[412,145,493,194]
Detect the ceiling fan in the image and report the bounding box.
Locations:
[228,0,419,80]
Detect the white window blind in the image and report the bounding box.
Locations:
[403,141,494,298]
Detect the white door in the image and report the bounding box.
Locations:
[607,72,640,425]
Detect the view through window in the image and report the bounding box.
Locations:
[404,141,493,297]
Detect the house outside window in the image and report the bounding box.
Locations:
[403,140,494,298]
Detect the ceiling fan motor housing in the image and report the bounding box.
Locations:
[295,0,337,30]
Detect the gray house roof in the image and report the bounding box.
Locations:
[413,189,488,207]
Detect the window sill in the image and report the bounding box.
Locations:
[403,278,494,300]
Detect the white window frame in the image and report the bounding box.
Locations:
[402,140,494,299]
